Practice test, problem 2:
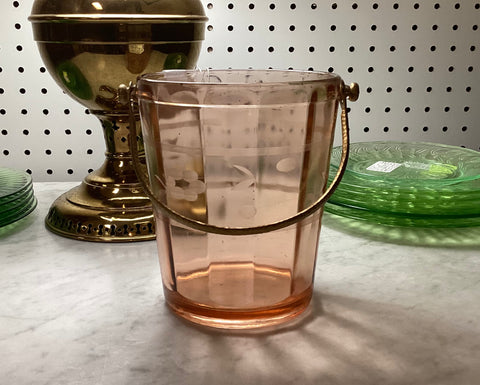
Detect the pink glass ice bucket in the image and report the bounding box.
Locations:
[133,69,358,329]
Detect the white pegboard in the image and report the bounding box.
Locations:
[0,0,479,182]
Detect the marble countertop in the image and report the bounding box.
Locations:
[1,182,480,385]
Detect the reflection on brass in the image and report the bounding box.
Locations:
[29,0,207,242]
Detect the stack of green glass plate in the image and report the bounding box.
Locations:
[0,167,37,228]
[325,142,480,227]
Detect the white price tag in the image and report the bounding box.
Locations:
[366,161,402,173]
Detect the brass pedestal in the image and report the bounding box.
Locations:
[45,113,155,242]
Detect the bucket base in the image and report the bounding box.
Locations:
[164,286,313,330]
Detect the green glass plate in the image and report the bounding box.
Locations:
[0,168,33,205]
[330,168,480,196]
[0,194,37,228]
[328,186,480,216]
[0,189,35,218]
[324,201,480,228]
[328,170,480,216]
[331,142,480,186]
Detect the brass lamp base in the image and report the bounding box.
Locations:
[45,113,155,242]
[45,165,155,243]
[45,185,155,242]
[28,0,208,242]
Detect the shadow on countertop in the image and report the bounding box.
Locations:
[113,292,480,385]
[322,212,480,249]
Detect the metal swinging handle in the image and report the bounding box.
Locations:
[128,82,359,236]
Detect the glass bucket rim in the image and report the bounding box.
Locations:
[136,68,342,88]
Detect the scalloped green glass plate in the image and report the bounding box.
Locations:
[324,201,480,228]
[330,142,480,186]
[0,168,33,205]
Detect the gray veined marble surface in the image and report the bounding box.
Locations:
[1,182,480,385]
